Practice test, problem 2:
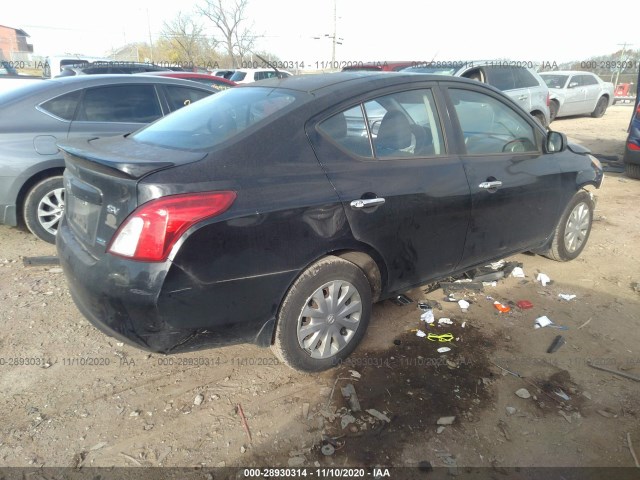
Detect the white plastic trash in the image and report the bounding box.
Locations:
[558,294,576,301]
[437,347,451,353]
[458,300,470,311]
[536,273,551,286]
[420,309,435,324]
[438,318,453,325]
[534,315,553,329]
[511,267,525,278]
[416,330,427,337]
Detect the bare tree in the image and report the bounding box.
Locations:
[161,12,218,67]
[197,0,255,67]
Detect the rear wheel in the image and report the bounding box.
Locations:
[591,97,608,118]
[23,176,65,244]
[625,162,640,179]
[543,191,594,262]
[272,256,372,372]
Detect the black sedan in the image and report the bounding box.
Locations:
[56,72,603,372]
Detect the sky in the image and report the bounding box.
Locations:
[3,0,634,69]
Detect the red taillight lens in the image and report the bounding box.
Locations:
[107,191,236,262]
[629,142,640,151]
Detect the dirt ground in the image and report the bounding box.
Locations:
[0,105,639,474]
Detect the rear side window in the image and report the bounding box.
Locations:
[513,68,539,88]
[576,74,598,86]
[164,86,212,111]
[77,85,162,123]
[230,71,247,82]
[449,88,537,154]
[40,90,82,121]
[485,67,516,91]
[319,89,445,159]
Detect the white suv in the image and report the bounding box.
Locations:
[230,68,292,84]
[402,61,551,127]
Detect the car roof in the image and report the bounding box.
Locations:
[234,68,292,73]
[0,74,213,106]
[137,71,236,85]
[539,71,596,75]
[241,71,483,96]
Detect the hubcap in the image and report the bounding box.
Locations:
[38,188,65,235]
[564,202,590,253]
[297,280,362,359]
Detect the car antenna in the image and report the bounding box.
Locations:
[252,52,280,74]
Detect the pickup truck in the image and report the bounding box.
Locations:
[539,71,614,121]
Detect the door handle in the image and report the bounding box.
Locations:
[479,181,503,189]
[350,198,386,209]
[518,95,528,101]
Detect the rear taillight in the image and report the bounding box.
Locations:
[107,191,236,262]
[629,142,640,151]
[635,104,640,120]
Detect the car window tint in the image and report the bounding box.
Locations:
[514,68,539,88]
[579,75,598,86]
[318,105,374,158]
[165,86,212,111]
[230,71,246,81]
[449,88,538,154]
[541,75,568,89]
[40,90,82,120]
[367,90,445,158]
[77,85,162,123]
[485,67,517,91]
[132,87,300,150]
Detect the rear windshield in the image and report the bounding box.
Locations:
[541,74,569,89]
[132,86,301,150]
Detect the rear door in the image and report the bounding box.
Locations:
[443,84,563,268]
[579,74,601,112]
[307,85,471,293]
[68,84,164,139]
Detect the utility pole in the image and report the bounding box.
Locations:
[331,0,337,64]
[613,42,629,87]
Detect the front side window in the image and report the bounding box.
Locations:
[77,85,162,123]
[133,86,300,150]
[319,89,445,159]
[541,74,569,89]
[449,88,538,154]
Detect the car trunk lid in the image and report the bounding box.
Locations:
[59,135,206,257]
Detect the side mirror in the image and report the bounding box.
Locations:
[546,131,567,153]
[568,82,579,89]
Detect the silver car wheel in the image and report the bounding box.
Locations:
[297,280,362,359]
[564,201,590,253]
[37,187,65,235]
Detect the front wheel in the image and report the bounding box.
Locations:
[272,256,372,372]
[23,176,65,244]
[591,97,608,118]
[543,191,594,262]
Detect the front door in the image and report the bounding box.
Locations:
[307,86,471,293]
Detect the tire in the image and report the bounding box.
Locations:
[543,191,594,262]
[549,101,559,123]
[625,162,640,179]
[272,256,372,372]
[23,176,65,244]
[591,96,608,118]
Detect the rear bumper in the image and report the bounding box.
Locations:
[56,220,279,353]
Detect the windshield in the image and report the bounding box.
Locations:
[132,86,301,150]
[401,66,458,76]
[541,74,569,89]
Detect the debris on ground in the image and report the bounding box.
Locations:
[366,409,391,423]
[193,394,204,406]
[437,347,451,353]
[341,383,361,412]
[437,416,456,425]
[587,362,640,382]
[420,309,435,324]
[558,294,577,301]
[493,301,511,313]
[547,335,566,353]
[515,388,531,399]
[391,294,413,306]
[511,267,525,278]
[534,316,553,329]
[517,300,533,309]
[536,273,551,286]
[506,406,517,415]
[237,403,252,443]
